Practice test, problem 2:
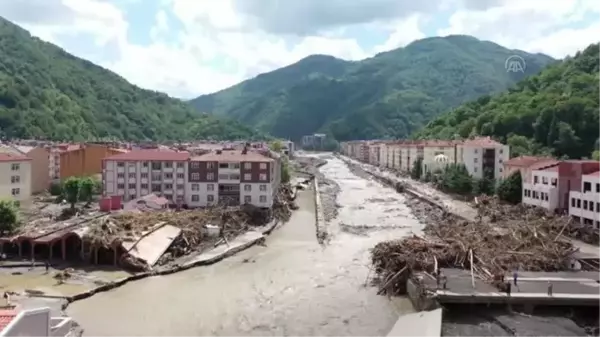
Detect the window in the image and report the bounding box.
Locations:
[191,161,200,169]
[128,162,135,168]
[177,162,184,168]
[118,184,125,189]
[142,162,149,168]
[192,195,199,202]
[542,177,548,184]
[571,198,576,207]
[259,195,267,203]
[499,149,503,154]
[10,176,20,183]
[499,159,503,164]
[597,202,600,212]
[219,174,229,180]
[259,174,267,181]
[207,184,214,191]
[176,184,184,190]
[259,163,267,170]
[577,199,581,208]
[118,173,125,178]
[141,173,148,178]
[191,173,200,181]
[231,163,240,169]
[583,182,591,192]
[597,184,600,193]
[177,173,185,179]
[207,162,215,169]
[164,184,173,190]
[151,173,161,180]
[141,184,148,189]
[152,184,161,192]
[244,162,252,169]
[164,194,172,200]
[207,173,215,180]
[551,178,557,187]
[244,184,251,191]
[244,196,251,203]
[474,149,478,154]
[219,163,228,168]
[244,173,251,180]
[260,184,267,191]
[128,183,135,189]
[130,195,137,200]
[117,162,125,168]
[192,184,199,191]
[473,158,478,163]
[164,162,173,168]
[473,167,478,173]
[499,168,503,173]
[534,176,539,184]
[584,201,588,210]
[129,173,135,178]
[152,162,161,170]
[164,173,173,179]
[11,188,20,196]
[207,195,214,202]
[230,174,240,180]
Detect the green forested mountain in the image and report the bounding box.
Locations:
[0,17,264,141]
[190,35,555,141]
[415,43,599,159]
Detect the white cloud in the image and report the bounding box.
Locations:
[1,0,598,99]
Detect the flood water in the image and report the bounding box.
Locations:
[68,155,423,336]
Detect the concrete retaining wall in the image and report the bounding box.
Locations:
[313,178,327,244]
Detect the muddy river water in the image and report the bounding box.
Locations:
[68,155,423,336]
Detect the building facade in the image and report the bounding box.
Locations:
[0,153,32,202]
[522,166,560,212]
[54,143,126,180]
[569,171,600,228]
[458,137,510,180]
[102,148,281,208]
[0,145,49,194]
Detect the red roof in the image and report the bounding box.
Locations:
[0,309,17,331]
[0,153,31,162]
[192,150,274,162]
[103,149,190,161]
[539,165,559,172]
[504,156,553,168]
[585,171,600,177]
[463,136,504,147]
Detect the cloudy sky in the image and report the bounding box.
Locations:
[1,0,599,98]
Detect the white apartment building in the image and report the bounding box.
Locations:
[569,171,600,228]
[522,165,560,212]
[102,149,280,209]
[422,141,458,173]
[458,137,509,180]
[0,153,32,203]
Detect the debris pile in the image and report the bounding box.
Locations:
[371,195,584,296]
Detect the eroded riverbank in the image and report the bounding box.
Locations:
[67,156,421,336]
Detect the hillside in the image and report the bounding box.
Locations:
[415,43,599,159]
[0,17,263,141]
[190,35,555,141]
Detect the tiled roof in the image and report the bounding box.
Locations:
[192,150,274,162]
[585,170,600,177]
[462,136,504,147]
[0,309,17,332]
[530,159,559,171]
[504,156,553,167]
[104,149,190,161]
[539,165,559,172]
[0,153,32,162]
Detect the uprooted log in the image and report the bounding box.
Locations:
[371,196,584,296]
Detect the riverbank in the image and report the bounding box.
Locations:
[337,155,599,336]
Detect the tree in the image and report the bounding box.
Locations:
[48,181,62,196]
[592,150,600,161]
[497,171,522,204]
[269,140,284,153]
[79,177,95,204]
[438,164,474,195]
[63,177,81,209]
[411,157,423,180]
[0,199,19,234]
[281,157,291,183]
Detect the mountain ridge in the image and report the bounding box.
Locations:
[190,35,556,141]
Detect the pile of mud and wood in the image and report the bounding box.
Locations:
[84,184,296,270]
[371,195,595,296]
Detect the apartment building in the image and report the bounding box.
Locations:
[0,145,49,194]
[502,156,555,182]
[458,137,509,180]
[0,153,32,202]
[569,171,600,228]
[102,148,281,208]
[52,143,126,181]
[522,165,560,212]
[422,140,458,174]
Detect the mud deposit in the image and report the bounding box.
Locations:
[67,156,421,336]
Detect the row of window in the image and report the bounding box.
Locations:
[571,198,600,212]
[524,189,549,201]
[533,176,557,186]
[11,188,20,196]
[117,161,269,170]
[117,183,269,192]
[117,173,185,179]
[10,175,20,184]
[582,181,600,193]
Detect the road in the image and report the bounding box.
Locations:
[67,155,423,336]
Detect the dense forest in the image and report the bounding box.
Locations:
[191,35,555,141]
[0,17,264,141]
[415,43,599,160]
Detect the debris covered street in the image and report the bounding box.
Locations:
[66,155,422,336]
